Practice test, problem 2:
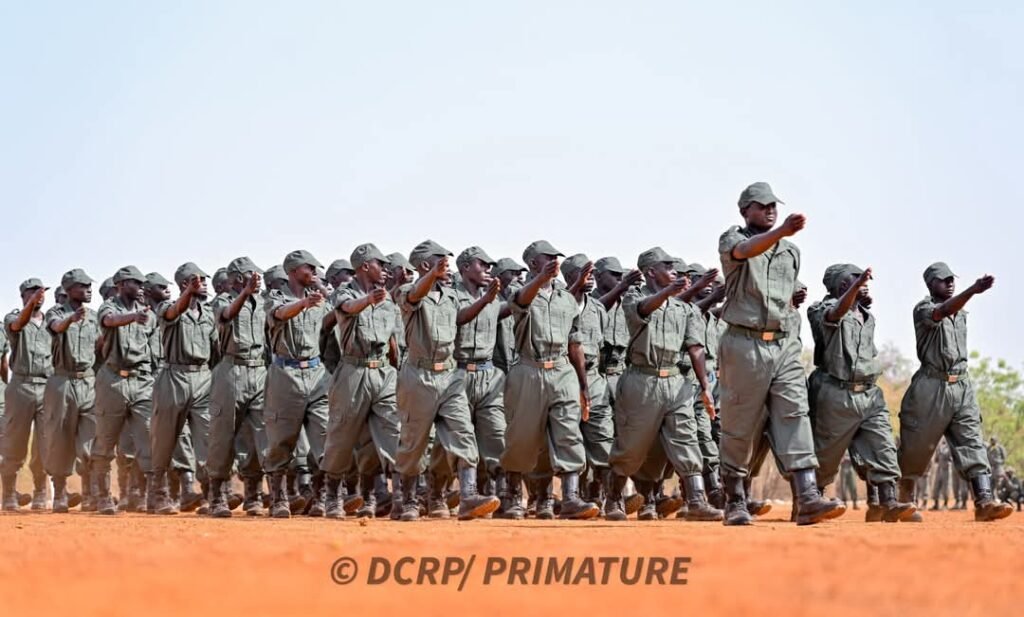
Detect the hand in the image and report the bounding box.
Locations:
[540,259,559,282]
[304,291,325,308]
[622,269,643,288]
[780,213,807,237]
[369,288,389,305]
[792,287,808,308]
[71,306,87,323]
[580,391,591,422]
[972,274,995,294]
[669,275,689,294]
[578,261,595,287]
[857,267,873,285]
[187,275,203,295]
[244,272,262,294]
[29,287,48,308]
[432,257,449,279]
[484,278,501,302]
[133,308,150,324]
[702,391,716,421]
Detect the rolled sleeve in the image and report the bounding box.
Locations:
[718,226,747,276]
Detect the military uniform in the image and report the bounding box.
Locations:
[92,266,158,514]
[1,279,53,509]
[931,440,952,509]
[322,244,401,519]
[43,269,100,510]
[263,250,330,518]
[988,440,1007,486]
[897,262,1010,521]
[207,257,269,516]
[492,258,526,375]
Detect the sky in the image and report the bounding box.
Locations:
[2,1,1021,364]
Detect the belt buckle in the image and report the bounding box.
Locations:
[948,374,959,384]
[761,331,775,342]
[118,370,130,378]
[852,383,866,393]
[542,360,555,369]
[466,363,477,372]
[432,362,445,371]
[658,369,670,378]
[367,360,380,369]
[298,360,310,369]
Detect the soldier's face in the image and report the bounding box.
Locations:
[364,260,387,286]
[742,202,777,230]
[330,271,353,288]
[148,284,172,302]
[120,280,142,301]
[69,283,92,304]
[597,270,621,293]
[929,276,955,301]
[462,259,493,287]
[498,270,523,290]
[651,262,676,288]
[294,264,317,287]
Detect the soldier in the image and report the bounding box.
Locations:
[717,182,840,526]
[321,243,401,520]
[320,259,356,375]
[931,439,952,510]
[497,241,600,521]
[92,266,158,515]
[836,452,859,510]
[207,257,269,517]
[953,469,969,510]
[43,269,99,512]
[897,263,1012,522]
[393,240,499,521]
[997,468,1021,511]
[988,436,1007,488]
[806,264,914,522]
[212,268,230,297]
[263,250,331,518]
[601,248,721,522]
[492,258,526,376]
[1,279,53,511]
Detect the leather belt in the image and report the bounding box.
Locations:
[168,363,208,372]
[414,358,456,372]
[273,356,322,370]
[343,356,388,369]
[457,360,493,372]
[924,366,968,384]
[632,365,681,378]
[520,356,567,370]
[728,323,785,342]
[824,373,877,393]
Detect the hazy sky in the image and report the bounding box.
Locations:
[2,2,1021,364]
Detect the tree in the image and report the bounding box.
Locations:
[968,352,1024,474]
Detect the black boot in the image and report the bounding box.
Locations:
[324,475,344,519]
[558,472,599,520]
[179,471,203,513]
[243,475,264,516]
[898,479,923,522]
[209,478,231,518]
[878,481,916,523]
[682,474,724,522]
[427,473,451,519]
[291,470,311,515]
[743,474,771,516]
[389,473,404,521]
[456,466,500,520]
[342,483,364,516]
[399,475,420,521]
[95,469,118,515]
[603,473,628,521]
[495,472,525,520]
[624,486,644,516]
[52,476,69,513]
[790,469,843,525]
[2,474,19,511]
[704,470,726,510]
[269,473,291,519]
[375,472,393,518]
[165,469,180,513]
[153,471,177,515]
[864,482,883,522]
[535,476,556,520]
[722,474,752,526]
[80,470,96,512]
[356,473,377,519]
[196,476,211,515]
[655,479,683,518]
[31,475,48,511]
[635,480,657,521]
[971,474,1013,522]
[306,474,326,517]
[117,464,130,512]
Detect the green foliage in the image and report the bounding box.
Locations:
[969,351,1024,473]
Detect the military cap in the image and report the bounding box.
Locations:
[384,252,411,272]
[493,258,527,276]
[822,264,861,296]
[174,262,210,287]
[560,253,590,281]
[264,264,288,285]
[522,240,564,265]
[594,256,625,275]
[283,250,324,274]
[637,247,679,270]
[457,246,497,270]
[923,262,956,284]
[99,277,114,297]
[684,262,707,277]
[326,259,354,280]
[212,267,229,286]
[227,257,262,276]
[19,278,44,294]
[144,272,171,289]
[409,239,453,269]
[61,268,94,291]
[113,265,146,284]
[738,182,784,209]
[350,243,390,270]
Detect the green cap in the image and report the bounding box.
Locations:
[19,277,44,294]
[386,252,412,272]
[113,265,146,284]
[822,264,860,296]
[212,267,229,286]
[493,258,526,276]
[326,259,354,280]
[594,256,625,275]
[61,268,94,290]
[99,277,115,297]
[560,253,590,281]
[683,262,707,277]
[409,239,453,269]
[264,264,288,285]
[637,247,679,270]
[923,262,956,284]
[350,243,390,270]
[144,272,171,289]
[227,257,262,276]
[738,182,784,209]
[174,262,210,286]
[283,250,324,274]
[522,240,564,264]
[456,246,497,270]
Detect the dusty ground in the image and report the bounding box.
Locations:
[1,507,1021,617]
